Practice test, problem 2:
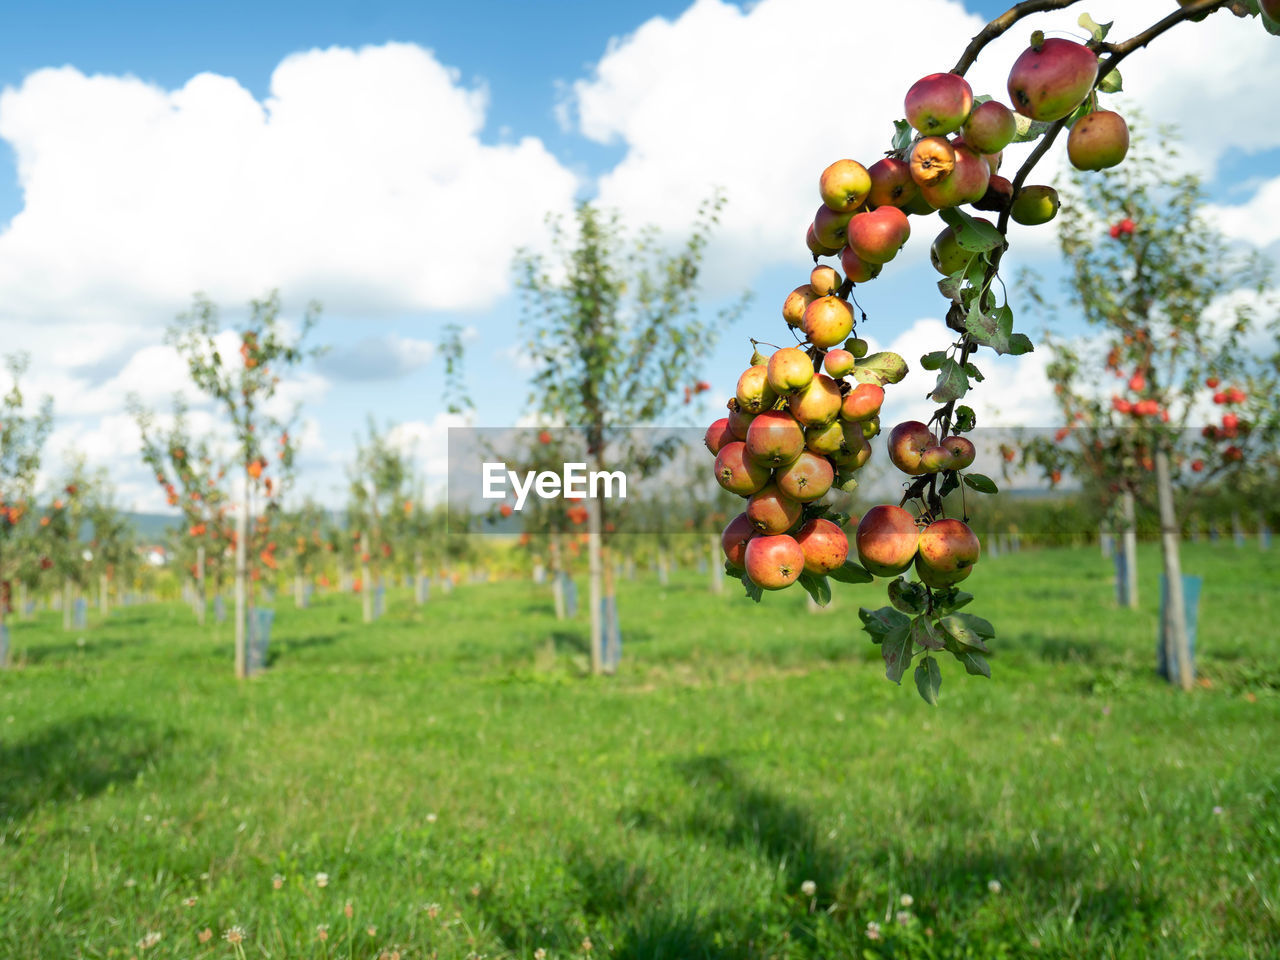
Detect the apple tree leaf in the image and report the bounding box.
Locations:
[911,614,945,652]
[829,560,873,585]
[921,350,948,371]
[1098,67,1122,94]
[958,650,991,678]
[953,406,977,432]
[1078,12,1112,41]
[1012,114,1053,143]
[882,623,912,684]
[859,605,910,644]
[888,578,928,615]
[915,655,942,705]
[939,613,993,653]
[939,208,1004,253]
[963,473,999,494]
[930,358,969,404]
[739,573,764,603]
[891,119,915,155]
[797,572,831,607]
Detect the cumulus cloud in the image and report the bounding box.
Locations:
[0,42,579,327]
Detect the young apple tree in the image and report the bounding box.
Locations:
[517,196,746,674]
[165,291,317,677]
[701,0,1275,703]
[345,419,414,624]
[0,354,52,664]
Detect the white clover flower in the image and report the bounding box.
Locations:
[800,880,817,897]
[136,931,162,950]
[988,878,1002,894]
[315,871,330,888]
[865,920,882,941]
[900,893,914,907]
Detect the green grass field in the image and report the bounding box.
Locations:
[1,542,1278,959]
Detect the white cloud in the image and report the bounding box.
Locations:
[0,43,579,327]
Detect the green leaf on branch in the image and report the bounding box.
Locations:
[958,650,991,678]
[915,655,942,705]
[739,574,763,603]
[939,471,960,497]
[891,119,915,155]
[911,614,945,652]
[830,560,873,584]
[938,275,964,303]
[888,578,928,615]
[860,605,910,644]
[797,572,831,607]
[882,624,912,685]
[930,358,969,404]
[953,406,976,433]
[964,362,984,383]
[853,351,909,386]
[965,304,1034,357]
[933,588,974,615]
[1098,67,1122,94]
[963,473,999,494]
[939,208,1004,253]
[939,612,994,653]
[920,350,948,371]
[1012,114,1053,143]
[1078,12,1112,41]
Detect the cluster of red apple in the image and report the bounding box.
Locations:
[682,380,712,405]
[707,338,897,591]
[1108,217,1136,239]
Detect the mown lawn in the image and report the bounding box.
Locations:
[1,542,1277,959]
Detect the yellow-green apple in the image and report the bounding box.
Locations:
[824,348,856,377]
[887,420,936,476]
[805,420,844,456]
[736,365,777,413]
[904,72,973,136]
[867,157,919,208]
[832,426,871,470]
[727,403,755,440]
[819,159,872,212]
[910,136,957,187]
[803,296,854,348]
[847,207,911,265]
[814,205,856,249]
[1010,184,1060,225]
[1067,110,1129,170]
[840,382,885,422]
[855,505,920,577]
[714,441,770,496]
[1007,38,1098,121]
[845,337,869,359]
[942,435,976,469]
[788,374,843,427]
[745,410,806,468]
[783,284,818,327]
[962,100,1016,154]
[903,191,938,217]
[705,417,734,455]
[747,481,803,535]
[839,246,882,283]
[721,513,755,569]
[744,534,805,590]
[931,225,968,275]
[862,416,881,439]
[795,518,849,575]
[806,224,842,257]
[920,140,990,208]
[915,518,980,586]
[810,264,842,296]
[767,346,815,394]
[775,450,835,502]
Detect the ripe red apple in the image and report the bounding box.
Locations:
[919,445,952,473]
[840,383,885,422]
[941,436,976,470]
[782,285,818,327]
[824,348,856,378]
[805,420,844,456]
[747,482,803,535]
[839,246,882,283]
[788,374,843,426]
[1007,38,1098,121]
[810,264,842,297]
[847,206,911,265]
[795,518,849,575]
[904,72,973,136]
[721,513,756,569]
[866,157,919,209]
[1129,372,1146,393]
[1205,376,1220,389]
[714,441,771,496]
[962,100,1016,154]
[1010,185,1060,226]
[819,159,872,212]
[803,296,854,349]
[919,141,990,208]
[736,365,777,414]
[704,417,734,455]
[909,136,957,187]
[1068,110,1130,170]
[767,346,816,395]
[1190,459,1205,473]
[813,205,856,250]
[746,410,806,468]
[915,518,980,587]
[887,420,936,476]
[744,534,805,590]
[855,505,920,577]
[806,224,842,258]
[727,404,755,440]
[775,450,835,502]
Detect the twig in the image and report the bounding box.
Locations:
[952,0,1088,76]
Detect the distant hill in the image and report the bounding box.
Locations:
[122,512,180,542]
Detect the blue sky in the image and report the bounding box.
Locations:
[0,0,1276,510]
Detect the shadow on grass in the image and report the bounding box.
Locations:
[267,633,339,665]
[0,714,175,825]
[17,636,136,665]
[481,755,1166,958]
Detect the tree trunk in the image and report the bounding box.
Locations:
[708,534,723,594]
[234,493,248,679]
[62,578,73,631]
[17,581,27,621]
[587,496,604,676]
[294,572,305,608]
[414,551,425,605]
[550,533,566,620]
[0,580,8,668]
[1232,510,1244,548]
[1121,489,1139,610]
[1155,449,1193,691]
[194,545,206,626]
[361,532,373,624]
[99,572,109,617]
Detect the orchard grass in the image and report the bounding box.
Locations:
[0,542,1277,959]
